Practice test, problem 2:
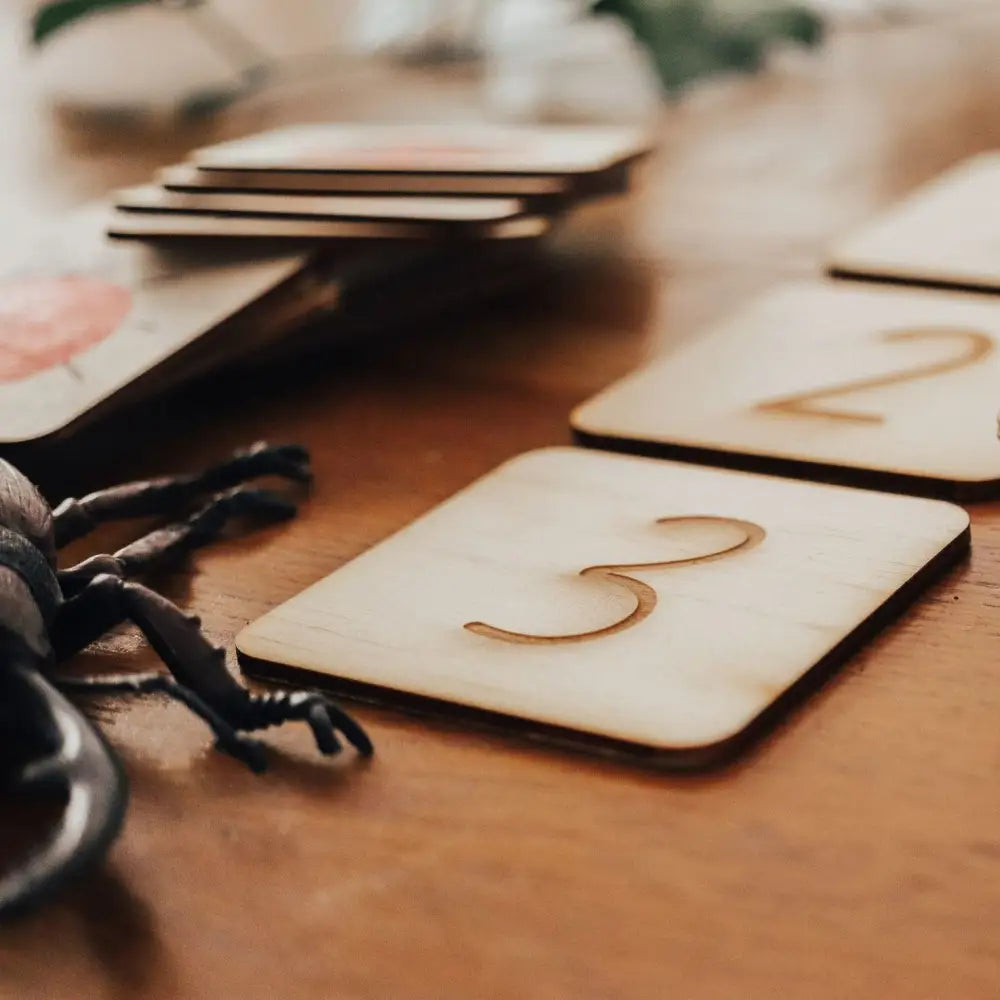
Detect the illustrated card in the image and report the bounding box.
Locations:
[0,204,308,443]
[114,184,527,225]
[192,122,651,178]
[829,153,1000,291]
[573,280,1000,498]
[238,448,968,767]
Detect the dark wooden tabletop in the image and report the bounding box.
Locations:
[5,6,1000,998]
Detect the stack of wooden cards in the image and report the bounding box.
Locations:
[0,122,650,447]
[106,122,651,242]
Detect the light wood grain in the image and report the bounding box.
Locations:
[9,6,1000,1000]
[829,152,1000,292]
[573,279,1000,496]
[238,448,969,764]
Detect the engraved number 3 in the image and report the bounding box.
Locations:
[464,516,765,645]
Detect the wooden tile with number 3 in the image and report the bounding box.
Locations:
[237,449,968,768]
[573,280,1000,499]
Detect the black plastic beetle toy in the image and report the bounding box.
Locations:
[0,442,371,919]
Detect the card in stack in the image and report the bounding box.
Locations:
[0,203,319,444]
[115,185,529,224]
[106,207,551,243]
[158,160,569,199]
[172,122,652,201]
[108,182,548,242]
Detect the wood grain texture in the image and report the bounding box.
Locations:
[573,280,1000,497]
[7,6,1000,999]
[829,152,1000,292]
[238,448,969,764]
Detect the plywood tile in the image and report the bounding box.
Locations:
[237,448,968,767]
[828,153,1000,291]
[573,280,1000,497]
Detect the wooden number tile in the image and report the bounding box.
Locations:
[237,448,968,768]
[573,280,1000,498]
[828,153,1000,292]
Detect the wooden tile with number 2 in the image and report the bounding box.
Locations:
[574,280,1000,498]
[237,449,968,768]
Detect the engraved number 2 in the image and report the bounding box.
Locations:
[755,327,993,424]
[464,516,765,646]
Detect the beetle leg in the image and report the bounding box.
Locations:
[112,486,296,577]
[54,673,268,772]
[52,442,311,547]
[58,485,296,594]
[52,575,372,763]
[55,554,126,599]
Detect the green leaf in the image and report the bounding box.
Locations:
[32,0,159,46]
[744,7,824,47]
[590,0,824,94]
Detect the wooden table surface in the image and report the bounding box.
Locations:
[6,6,1000,999]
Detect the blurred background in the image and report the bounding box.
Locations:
[6,5,1000,998]
[1,0,982,235]
[20,0,964,120]
[1,0,993,403]
[15,1,982,117]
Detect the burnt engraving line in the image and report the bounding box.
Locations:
[465,516,766,646]
[755,327,993,425]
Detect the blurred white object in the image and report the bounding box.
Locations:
[806,0,894,19]
[481,0,661,123]
[30,0,356,114]
[804,0,968,21]
[354,0,487,56]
